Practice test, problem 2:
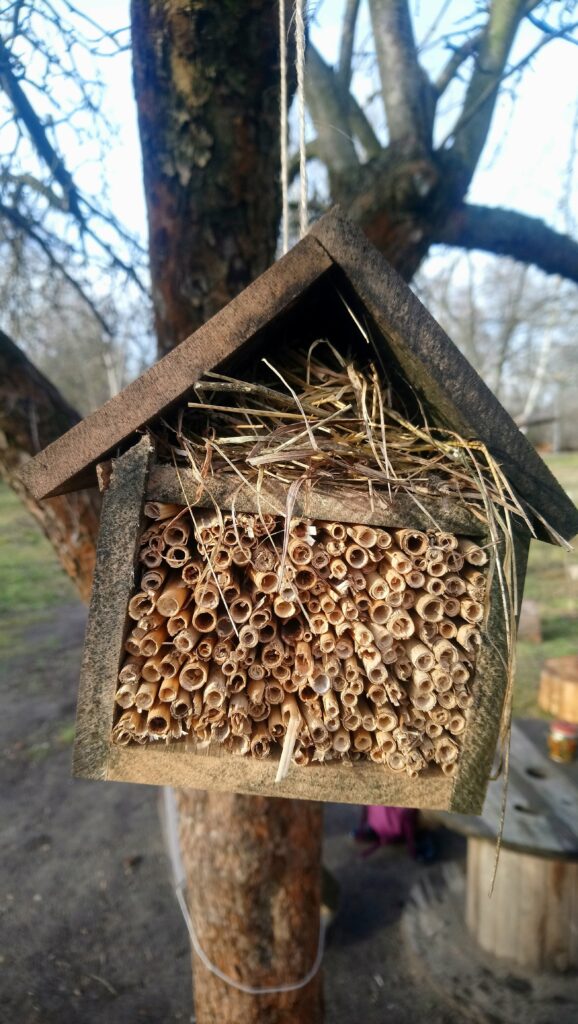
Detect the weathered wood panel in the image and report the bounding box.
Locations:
[107,740,453,808]
[146,465,487,536]
[449,530,530,814]
[467,839,578,971]
[20,236,332,500]
[72,437,153,780]
[310,208,578,544]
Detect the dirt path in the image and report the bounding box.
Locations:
[1,598,467,1023]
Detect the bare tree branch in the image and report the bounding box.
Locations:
[367,0,434,152]
[337,0,360,89]
[0,33,83,220]
[434,204,578,284]
[305,44,359,183]
[448,0,529,184]
[434,34,480,97]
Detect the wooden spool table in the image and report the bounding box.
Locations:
[539,656,578,724]
[431,718,578,973]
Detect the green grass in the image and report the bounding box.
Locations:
[0,482,76,652]
[513,452,578,716]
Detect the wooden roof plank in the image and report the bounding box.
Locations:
[20,235,332,500]
[310,208,578,543]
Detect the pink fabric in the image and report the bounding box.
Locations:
[364,805,417,854]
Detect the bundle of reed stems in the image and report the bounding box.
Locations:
[113,502,488,778]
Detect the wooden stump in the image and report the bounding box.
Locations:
[539,656,578,723]
[466,839,578,972]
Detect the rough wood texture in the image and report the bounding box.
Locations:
[20,209,578,545]
[147,465,487,536]
[431,718,578,857]
[20,236,331,500]
[467,839,578,971]
[539,656,578,724]
[74,445,508,813]
[107,742,453,808]
[176,791,323,1022]
[131,0,284,356]
[72,437,153,780]
[309,209,578,544]
[449,530,530,814]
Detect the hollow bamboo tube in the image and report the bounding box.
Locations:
[352,728,372,753]
[458,538,488,566]
[332,728,351,754]
[341,707,362,732]
[268,706,286,741]
[265,681,285,705]
[128,591,155,620]
[119,657,144,685]
[115,679,138,709]
[170,687,192,720]
[163,519,190,548]
[167,608,192,636]
[434,733,459,764]
[302,701,328,746]
[165,546,190,569]
[456,690,474,710]
[259,622,277,644]
[405,639,435,671]
[173,628,200,655]
[460,599,484,624]
[238,624,259,649]
[394,529,429,556]
[195,637,215,661]
[262,639,284,669]
[229,668,248,694]
[439,618,458,639]
[249,722,270,758]
[159,675,180,703]
[181,560,204,587]
[144,502,183,521]
[179,659,208,691]
[273,596,296,619]
[437,690,457,710]
[425,576,445,596]
[386,750,406,772]
[445,550,464,572]
[141,655,164,684]
[451,663,470,686]
[347,525,378,549]
[191,607,217,634]
[387,609,415,640]
[329,557,348,579]
[367,681,387,704]
[346,544,368,569]
[425,720,443,739]
[193,581,220,610]
[140,546,163,569]
[432,667,453,692]
[288,538,313,565]
[384,568,405,593]
[204,670,227,710]
[139,626,168,658]
[322,690,339,719]
[142,566,168,594]
[457,623,481,654]
[414,592,445,622]
[156,580,189,618]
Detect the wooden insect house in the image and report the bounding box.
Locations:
[21,209,578,813]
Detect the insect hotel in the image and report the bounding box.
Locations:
[21,209,578,813]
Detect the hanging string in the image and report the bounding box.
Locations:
[279,0,290,255]
[162,787,326,996]
[295,0,309,238]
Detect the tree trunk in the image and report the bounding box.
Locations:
[131,4,324,1021]
[0,329,100,602]
[131,0,283,353]
[177,792,323,1022]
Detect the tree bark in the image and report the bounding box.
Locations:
[0,329,100,602]
[131,4,324,1022]
[131,0,283,352]
[177,792,323,1022]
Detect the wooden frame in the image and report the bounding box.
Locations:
[73,437,530,813]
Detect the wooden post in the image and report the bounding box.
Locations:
[539,656,578,723]
[467,838,578,972]
[176,791,323,1022]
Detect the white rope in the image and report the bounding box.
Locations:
[162,787,326,996]
[279,0,290,255]
[295,0,309,238]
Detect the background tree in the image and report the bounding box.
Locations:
[1,2,578,1022]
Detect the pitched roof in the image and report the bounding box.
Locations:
[20,207,578,543]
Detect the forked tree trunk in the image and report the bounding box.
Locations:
[131,3,324,1021]
[0,330,100,602]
